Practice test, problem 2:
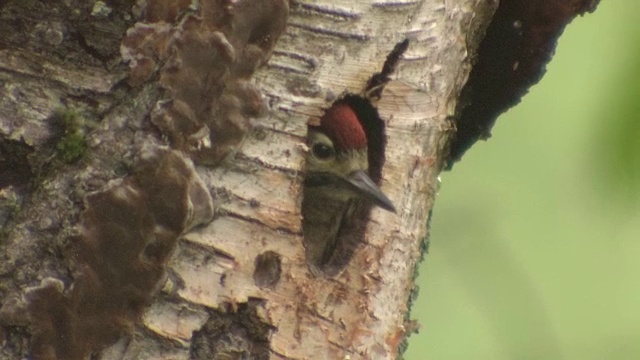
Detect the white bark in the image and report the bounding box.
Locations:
[126,1,496,359]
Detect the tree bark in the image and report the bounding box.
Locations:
[0,0,496,359]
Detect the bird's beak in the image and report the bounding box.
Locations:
[346,170,396,213]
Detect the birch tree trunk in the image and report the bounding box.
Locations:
[0,0,496,359]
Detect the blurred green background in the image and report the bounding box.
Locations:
[406,1,640,359]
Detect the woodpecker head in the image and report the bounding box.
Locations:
[305,102,396,212]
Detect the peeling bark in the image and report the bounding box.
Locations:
[0,0,497,359]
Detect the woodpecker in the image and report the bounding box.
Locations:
[302,101,395,275]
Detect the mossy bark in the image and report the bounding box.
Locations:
[0,1,496,359]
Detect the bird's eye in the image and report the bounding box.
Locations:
[312,143,334,160]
